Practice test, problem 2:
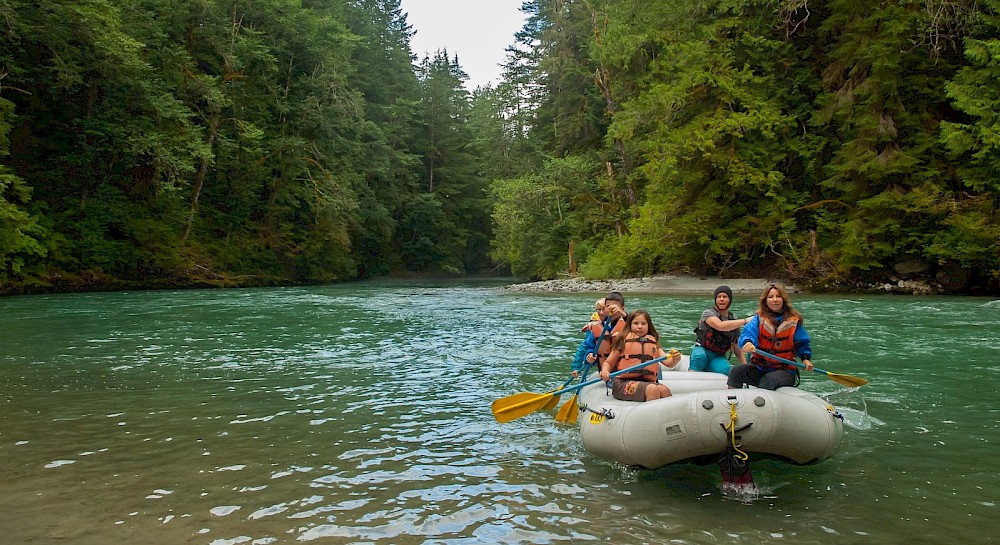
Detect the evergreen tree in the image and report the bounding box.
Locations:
[0,97,46,278]
[812,0,960,277]
[2,0,197,284]
[938,0,1000,284]
[522,0,607,156]
[408,50,490,272]
[490,156,598,276]
[344,0,423,277]
[581,0,805,278]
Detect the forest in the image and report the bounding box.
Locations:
[1,0,998,295]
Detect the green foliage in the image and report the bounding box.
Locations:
[3,0,1000,292]
[48,185,177,280]
[397,192,455,271]
[591,0,806,274]
[344,0,423,276]
[0,0,497,291]
[936,0,1000,280]
[0,169,46,277]
[484,0,999,291]
[0,97,46,278]
[490,156,601,277]
[408,50,492,273]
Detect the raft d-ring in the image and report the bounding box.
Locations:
[587,407,614,424]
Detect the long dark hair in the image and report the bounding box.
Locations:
[757,283,803,325]
[611,309,660,352]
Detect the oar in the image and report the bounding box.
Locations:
[557,348,680,424]
[754,349,868,388]
[492,355,668,423]
[554,366,586,423]
[497,374,575,418]
[538,362,601,414]
[542,375,578,411]
[555,320,613,424]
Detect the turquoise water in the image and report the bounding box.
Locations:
[1,280,997,544]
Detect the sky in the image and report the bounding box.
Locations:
[399,0,527,90]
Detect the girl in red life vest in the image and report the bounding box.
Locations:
[600,309,681,402]
[728,283,814,390]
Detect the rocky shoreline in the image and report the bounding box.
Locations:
[498,274,947,295]
[498,275,793,295]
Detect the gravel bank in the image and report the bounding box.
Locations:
[498,275,798,295]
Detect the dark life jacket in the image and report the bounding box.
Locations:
[694,311,740,354]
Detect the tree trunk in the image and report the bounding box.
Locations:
[568,239,577,275]
[181,114,220,246]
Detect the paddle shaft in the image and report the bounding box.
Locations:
[575,317,612,377]
[554,355,668,396]
[493,355,672,422]
[496,355,669,416]
[502,320,611,420]
[556,320,604,420]
[556,319,611,401]
[753,349,823,375]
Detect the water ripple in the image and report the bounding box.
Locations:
[1,284,998,544]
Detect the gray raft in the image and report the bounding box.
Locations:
[576,364,844,469]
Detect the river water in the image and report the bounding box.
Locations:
[1,280,997,544]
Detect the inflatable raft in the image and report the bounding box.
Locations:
[576,364,844,469]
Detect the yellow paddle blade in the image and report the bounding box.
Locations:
[496,391,559,411]
[554,395,579,424]
[826,372,868,388]
[756,349,869,389]
[497,392,547,406]
[491,392,556,423]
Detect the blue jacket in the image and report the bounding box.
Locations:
[570,318,613,372]
[738,314,812,361]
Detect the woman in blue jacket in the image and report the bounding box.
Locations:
[728,283,814,390]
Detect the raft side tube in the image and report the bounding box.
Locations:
[577,376,843,469]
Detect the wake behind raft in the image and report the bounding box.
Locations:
[574,365,844,483]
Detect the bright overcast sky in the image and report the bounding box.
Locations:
[399,0,527,89]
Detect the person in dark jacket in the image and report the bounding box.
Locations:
[690,285,748,374]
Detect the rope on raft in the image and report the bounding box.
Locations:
[726,402,750,461]
[718,401,754,486]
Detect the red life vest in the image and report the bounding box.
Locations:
[752,316,799,370]
[588,317,626,365]
[610,334,661,381]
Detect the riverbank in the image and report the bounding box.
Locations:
[498,274,794,295]
[3,268,961,297]
[498,273,954,295]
